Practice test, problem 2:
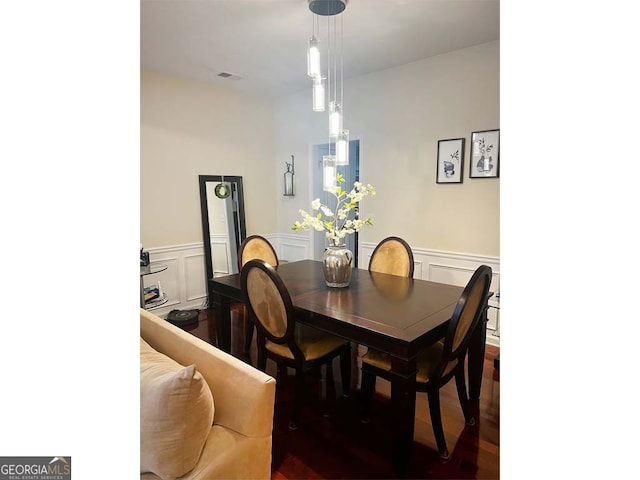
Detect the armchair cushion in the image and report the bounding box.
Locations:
[140,338,215,480]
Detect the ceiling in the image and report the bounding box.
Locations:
[141,0,500,98]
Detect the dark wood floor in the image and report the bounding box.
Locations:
[182,307,500,479]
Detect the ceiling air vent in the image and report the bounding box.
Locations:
[217,71,243,81]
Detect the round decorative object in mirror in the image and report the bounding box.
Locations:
[215,183,231,199]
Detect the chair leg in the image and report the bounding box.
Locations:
[359,368,376,423]
[427,388,449,459]
[243,321,254,352]
[454,366,475,425]
[256,336,267,372]
[320,364,330,417]
[289,369,305,430]
[320,364,328,401]
[340,344,352,397]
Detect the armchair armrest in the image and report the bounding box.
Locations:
[140,309,276,438]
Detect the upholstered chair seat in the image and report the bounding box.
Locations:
[362,342,458,384]
[266,323,349,362]
[362,341,458,386]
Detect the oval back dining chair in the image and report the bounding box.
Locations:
[360,264,492,459]
[239,235,279,272]
[238,235,279,351]
[240,259,351,430]
[368,236,414,278]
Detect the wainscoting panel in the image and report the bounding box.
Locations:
[210,234,232,276]
[274,234,310,263]
[413,260,424,279]
[144,243,208,317]
[429,263,478,286]
[184,253,207,302]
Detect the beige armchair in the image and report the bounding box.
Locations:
[140,308,276,479]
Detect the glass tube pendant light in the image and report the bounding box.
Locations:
[335,129,349,166]
[307,36,320,78]
[322,155,337,192]
[312,77,325,112]
[329,101,342,137]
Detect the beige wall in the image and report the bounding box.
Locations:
[141,40,499,257]
[275,41,499,256]
[141,70,276,248]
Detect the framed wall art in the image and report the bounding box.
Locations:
[436,137,465,184]
[470,129,500,178]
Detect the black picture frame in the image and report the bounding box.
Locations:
[436,138,465,184]
[469,129,500,178]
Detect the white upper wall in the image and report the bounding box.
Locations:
[141,70,276,247]
[275,40,499,257]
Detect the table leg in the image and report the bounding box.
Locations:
[213,293,232,353]
[390,357,417,479]
[468,302,488,401]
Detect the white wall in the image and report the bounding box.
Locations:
[141,70,277,248]
[275,41,500,257]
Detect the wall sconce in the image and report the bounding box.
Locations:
[284,155,295,196]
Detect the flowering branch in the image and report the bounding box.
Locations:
[291,173,376,247]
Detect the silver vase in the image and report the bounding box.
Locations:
[322,245,353,288]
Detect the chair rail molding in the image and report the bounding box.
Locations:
[144,237,500,346]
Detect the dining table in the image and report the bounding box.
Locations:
[208,259,489,478]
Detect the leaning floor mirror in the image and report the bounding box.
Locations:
[198,175,247,293]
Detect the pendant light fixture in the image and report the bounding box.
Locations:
[336,129,349,166]
[329,101,342,137]
[322,155,337,192]
[312,76,325,112]
[307,0,349,165]
[307,35,321,78]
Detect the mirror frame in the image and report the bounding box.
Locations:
[198,175,247,299]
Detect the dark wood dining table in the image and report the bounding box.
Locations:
[209,260,489,478]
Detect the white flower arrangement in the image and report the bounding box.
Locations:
[292,173,376,247]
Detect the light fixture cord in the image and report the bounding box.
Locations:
[334,14,338,106]
[327,13,331,111]
[327,14,332,151]
[340,13,344,118]
[312,10,317,38]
